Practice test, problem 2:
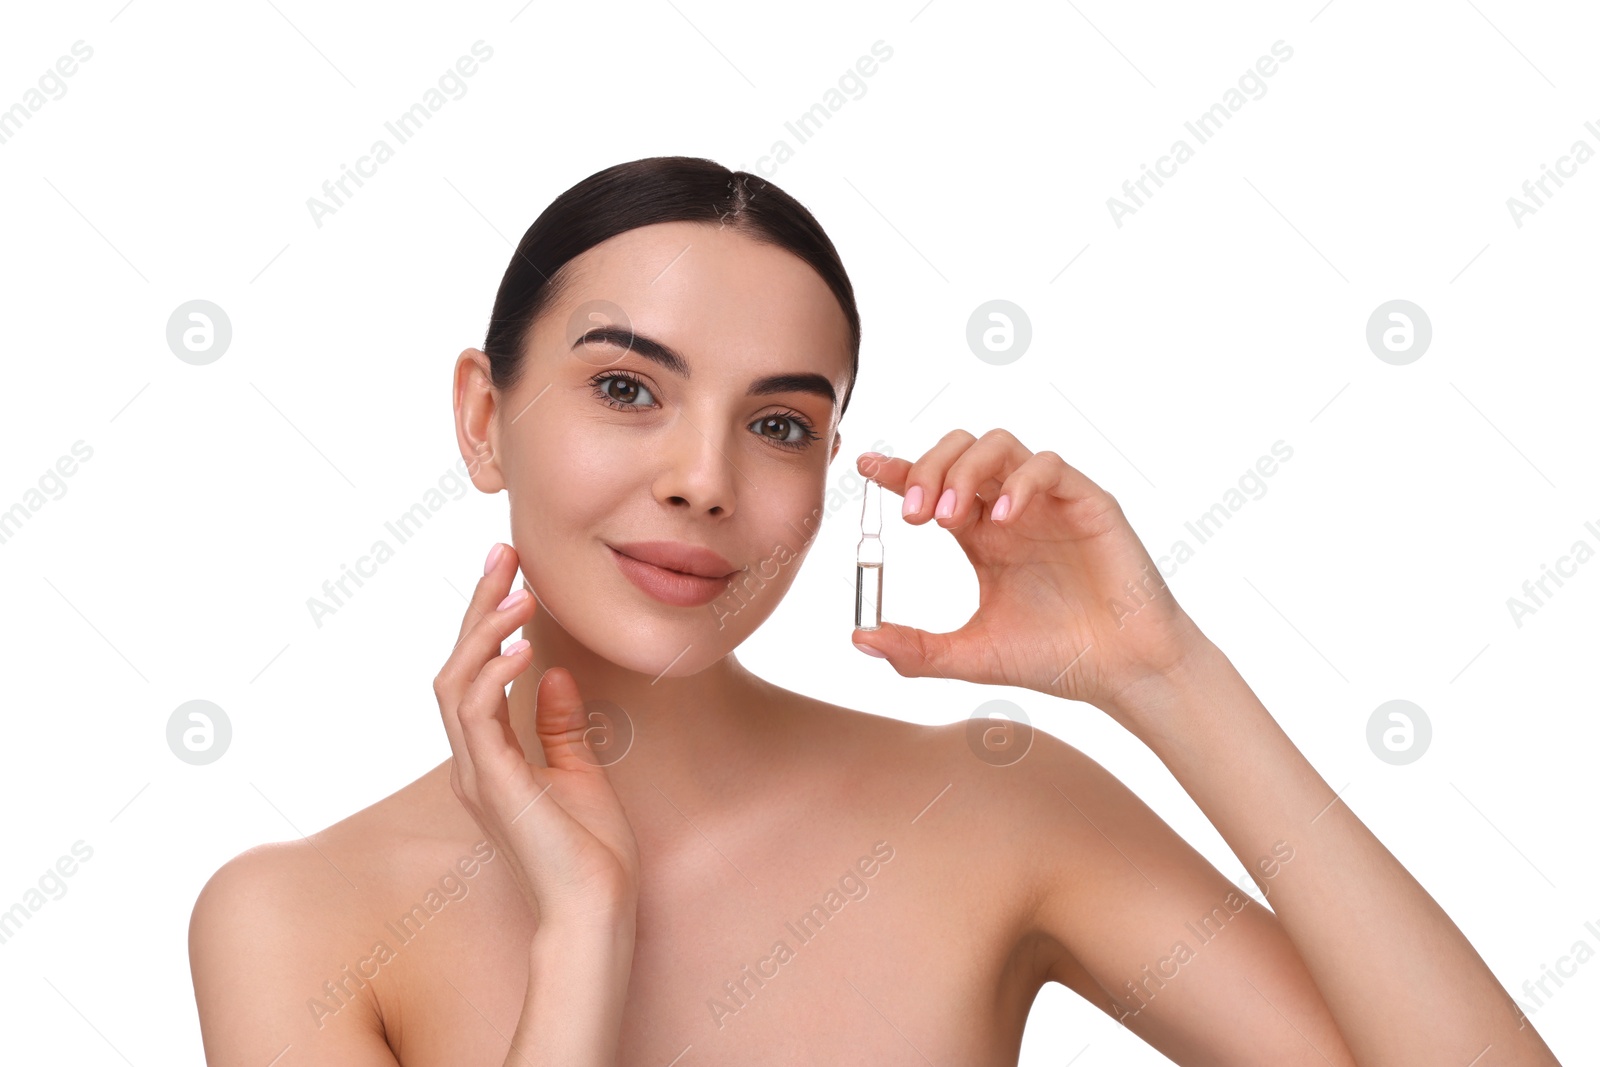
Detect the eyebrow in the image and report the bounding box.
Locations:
[573,325,838,408]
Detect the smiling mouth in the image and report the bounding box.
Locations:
[606,540,738,579]
[629,556,702,577]
[607,546,738,608]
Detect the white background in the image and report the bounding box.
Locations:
[1,0,1596,1063]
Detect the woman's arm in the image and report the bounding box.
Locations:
[434,541,643,1065]
[509,917,636,1067]
[849,435,1563,1066]
[1020,725,1359,1064]
[1101,634,1559,1067]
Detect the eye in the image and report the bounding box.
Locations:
[590,372,656,410]
[589,371,821,452]
[749,412,821,451]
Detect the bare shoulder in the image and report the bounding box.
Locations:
[777,686,1119,827]
[946,718,1283,1012]
[766,686,949,787]
[773,685,1070,805]
[774,687,1081,861]
[189,761,473,1064]
[776,694,1150,988]
[190,838,395,1063]
[774,685,943,739]
[907,715,1190,916]
[861,710,1174,987]
[194,760,466,910]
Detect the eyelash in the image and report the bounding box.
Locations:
[587,370,822,451]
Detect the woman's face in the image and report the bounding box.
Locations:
[471,219,854,677]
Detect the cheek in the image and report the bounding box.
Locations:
[744,479,828,571]
[506,426,630,552]
[777,475,829,548]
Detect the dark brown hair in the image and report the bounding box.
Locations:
[481,156,861,416]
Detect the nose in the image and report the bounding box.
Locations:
[653,415,739,518]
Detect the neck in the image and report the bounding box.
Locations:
[504,604,783,794]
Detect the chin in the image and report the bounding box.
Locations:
[595,614,751,678]
[521,538,794,676]
[531,583,753,678]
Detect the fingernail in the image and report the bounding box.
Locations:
[503,639,530,657]
[992,494,1011,522]
[903,485,923,517]
[860,451,885,461]
[484,543,505,575]
[497,588,529,611]
[854,641,886,658]
[935,487,956,520]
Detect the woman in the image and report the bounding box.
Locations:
[189,157,1561,1066]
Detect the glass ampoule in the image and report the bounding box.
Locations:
[855,478,883,630]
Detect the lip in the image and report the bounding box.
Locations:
[607,541,739,608]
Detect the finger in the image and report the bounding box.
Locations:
[438,600,536,803]
[455,637,540,804]
[456,542,526,648]
[851,616,977,681]
[897,428,979,526]
[932,429,1035,532]
[437,544,537,794]
[438,560,539,729]
[455,645,597,869]
[857,452,909,495]
[534,667,608,774]
[990,451,1119,530]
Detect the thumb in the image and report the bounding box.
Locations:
[852,619,961,679]
[534,667,606,773]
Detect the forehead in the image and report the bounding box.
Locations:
[550,220,852,385]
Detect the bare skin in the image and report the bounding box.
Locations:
[195,685,1111,1065]
[190,220,1562,1066]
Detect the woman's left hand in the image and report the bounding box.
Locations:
[851,428,1210,713]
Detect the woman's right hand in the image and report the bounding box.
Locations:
[434,542,642,932]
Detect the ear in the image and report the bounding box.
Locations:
[831,429,842,464]
[454,348,506,493]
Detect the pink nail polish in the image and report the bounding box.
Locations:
[992,495,1011,522]
[854,641,886,658]
[497,588,529,611]
[903,485,923,517]
[484,543,505,575]
[935,487,955,520]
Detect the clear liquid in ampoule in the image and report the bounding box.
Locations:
[855,479,883,630]
[855,561,883,630]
